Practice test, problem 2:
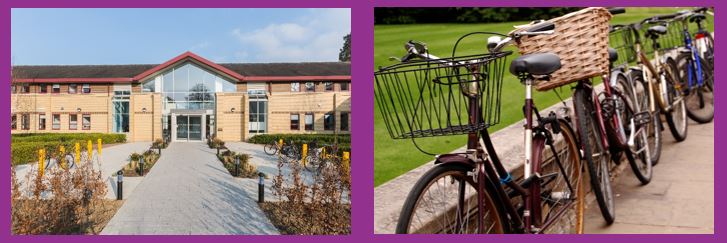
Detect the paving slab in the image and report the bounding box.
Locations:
[101,142,279,235]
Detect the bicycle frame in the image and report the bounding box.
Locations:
[679,23,706,89]
[437,73,577,233]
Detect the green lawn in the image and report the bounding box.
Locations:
[373,7,712,187]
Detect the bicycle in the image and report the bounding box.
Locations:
[305,143,341,173]
[376,14,586,233]
[671,8,714,123]
[624,16,688,146]
[264,140,282,155]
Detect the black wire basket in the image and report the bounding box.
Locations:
[640,19,687,55]
[609,25,637,66]
[375,51,511,139]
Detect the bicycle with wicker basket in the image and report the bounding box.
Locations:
[374,9,605,232]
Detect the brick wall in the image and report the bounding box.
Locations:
[267,92,351,135]
[215,93,246,141]
[11,93,111,134]
[129,93,161,142]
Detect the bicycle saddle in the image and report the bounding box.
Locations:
[645,25,667,39]
[689,13,706,23]
[509,53,561,76]
[608,47,618,63]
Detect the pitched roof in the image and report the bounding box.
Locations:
[12,52,351,82]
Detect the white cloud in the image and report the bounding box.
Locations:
[231,8,350,62]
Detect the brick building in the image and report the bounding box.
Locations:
[10,52,351,142]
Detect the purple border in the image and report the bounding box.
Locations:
[0,0,721,242]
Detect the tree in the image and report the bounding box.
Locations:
[338,34,351,62]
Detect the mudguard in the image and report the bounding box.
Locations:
[433,153,476,168]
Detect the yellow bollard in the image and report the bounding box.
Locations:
[75,143,80,163]
[322,147,327,159]
[60,146,66,169]
[38,149,45,176]
[97,139,102,156]
[278,139,284,156]
[342,151,351,177]
[302,144,308,166]
[87,140,93,158]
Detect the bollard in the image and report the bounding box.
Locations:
[343,151,351,177]
[97,139,102,156]
[38,149,45,176]
[217,147,220,155]
[322,147,327,159]
[75,143,81,163]
[235,157,240,177]
[302,144,308,166]
[139,155,145,176]
[258,172,265,203]
[158,146,162,156]
[116,170,123,200]
[60,146,66,169]
[278,139,284,155]
[87,140,93,159]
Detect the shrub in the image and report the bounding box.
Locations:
[12,133,126,144]
[217,152,257,178]
[208,137,225,149]
[122,150,160,177]
[11,142,76,166]
[248,134,350,146]
[11,154,112,234]
[152,138,167,149]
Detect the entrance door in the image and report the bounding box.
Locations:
[175,115,204,141]
[249,100,267,134]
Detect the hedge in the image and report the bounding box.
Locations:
[11,133,127,166]
[247,134,350,145]
[12,133,126,144]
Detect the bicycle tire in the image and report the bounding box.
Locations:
[662,58,688,142]
[304,154,318,172]
[676,53,714,123]
[631,72,663,165]
[264,142,278,155]
[538,119,585,233]
[396,163,509,234]
[573,86,616,224]
[614,84,653,184]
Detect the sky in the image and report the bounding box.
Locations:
[11,8,351,65]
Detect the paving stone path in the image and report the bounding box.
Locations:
[101,142,279,235]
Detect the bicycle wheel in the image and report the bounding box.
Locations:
[614,86,652,184]
[304,153,319,172]
[539,120,584,233]
[573,86,616,224]
[264,142,278,155]
[396,163,509,234]
[677,54,714,123]
[662,58,688,142]
[631,72,662,165]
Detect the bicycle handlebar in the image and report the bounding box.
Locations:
[608,7,626,15]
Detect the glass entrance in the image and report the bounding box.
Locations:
[249,100,267,134]
[175,115,203,141]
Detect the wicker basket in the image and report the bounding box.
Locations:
[511,7,612,91]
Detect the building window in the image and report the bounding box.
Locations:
[82,114,91,130]
[340,112,349,131]
[38,114,46,130]
[11,114,17,130]
[112,92,130,133]
[340,82,350,91]
[305,82,315,92]
[324,112,335,130]
[324,82,333,91]
[52,114,61,130]
[21,114,30,130]
[305,113,314,131]
[291,82,300,92]
[82,84,91,94]
[290,114,300,130]
[20,83,30,93]
[68,114,76,130]
[39,84,48,93]
[52,84,61,93]
[68,84,77,94]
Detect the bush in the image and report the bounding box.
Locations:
[248,134,350,145]
[208,137,225,149]
[122,150,160,177]
[12,133,126,144]
[152,139,167,149]
[11,133,127,166]
[217,152,257,178]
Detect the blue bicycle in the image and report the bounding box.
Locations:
[673,8,714,123]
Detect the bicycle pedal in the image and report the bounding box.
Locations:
[633,111,651,126]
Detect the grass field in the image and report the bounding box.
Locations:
[374,7,713,187]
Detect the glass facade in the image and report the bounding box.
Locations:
[141,61,237,139]
[112,90,130,133]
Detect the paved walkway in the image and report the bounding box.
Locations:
[585,120,714,233]
[101,142,279,235]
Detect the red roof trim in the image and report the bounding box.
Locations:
[243,75,351,81]
[14,78,133,83]
[132,51,245,81]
